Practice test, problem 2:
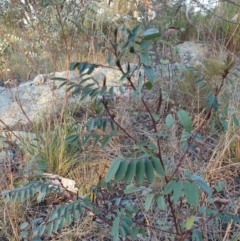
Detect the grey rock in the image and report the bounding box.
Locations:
[176,41,209,65]
[0,80,5,87]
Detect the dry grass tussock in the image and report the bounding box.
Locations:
[206,79,240,186]
[0,174,31,241]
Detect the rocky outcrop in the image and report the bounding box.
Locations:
[0,68,124,129]
[176,41,212,65]
[0,42,215,131]
[0,81,66,129]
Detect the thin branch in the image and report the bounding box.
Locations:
[0,119,21,141]
[156,89,163,114]
[102,100,138,143]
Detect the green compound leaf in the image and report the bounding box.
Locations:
[121,221,131,235]
[111,216,120,241]
[32,225,45,236]
[194,78,204,85]
[124,184,144,194]
[181,131,191,142]
[191,174,212,196]
[135,160,145,184]
[217,213,240,224]
[53,220,59,232]
[198,206,206,214]
[20,231,28,239]
[128,25,141,41]
[83,135,92,146]
[152,113,160,121]
[151,157,165,176]
[119,226,126,239]
[88,119,95,131]
[131,226,139,240]
[173,181,184,204]
[140,52,150,66]
[20,222,29,230]
[109,86,114,98]
[140,40,152,51]
[39,224,46,236]
[192,230,203,241]
[184,181,200,207]
[69,62,79,71]
[165,114,175,128]
[102,136,111,149]
[149,142,158,151]
[115,160,128,181]
[145,193,155,211]
[137,140,147,147]
[65,134,79,143]
[157,196,166,211]
[142,28,161,40]
[206,95,218,111]
[139,227,146,238]
[110,120,115,130]
[122,216,133,226]
[93,135,101,148]
[77,202,82,214]
[59,217,65,230]
[100,86,107,96]
[65,212,72,226]
[214,180,225,192]
[105,158,122,183]
[142,28,159,36]
[143,65,157,82]
[47,221,53,236]
[164,180,176,195]
[102,119,107,131]
[124,161,136,184]
[177,109,193,133]
[144,159,154,183]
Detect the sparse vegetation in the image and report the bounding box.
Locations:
[1,0,240,241]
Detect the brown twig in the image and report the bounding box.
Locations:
[0,119,21,141]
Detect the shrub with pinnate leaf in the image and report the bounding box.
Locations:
[1,25,240,241]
